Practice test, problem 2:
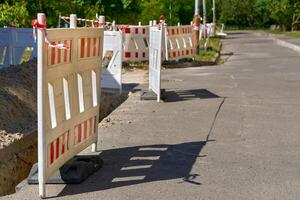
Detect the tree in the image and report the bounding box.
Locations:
[291,1,300,31]
[220,0,258,28]
[0,1,29,27]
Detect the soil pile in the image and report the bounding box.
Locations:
[0,60,37,149]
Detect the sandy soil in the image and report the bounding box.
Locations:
[0,60,37,149]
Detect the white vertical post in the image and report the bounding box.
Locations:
[202,0,207,39]
[195,0,199,15]
[164,23,168,61]
[212,0,216,35]
[112,20,116,31]
[194,0,200,53]
[157,23,163,103]
[148,23,152,90]
[70,14,77,29]
[37,12,46,199]
[98,15,105,28]
[177,22,180,27]
[138,21,142,26]
[153,20,157,25]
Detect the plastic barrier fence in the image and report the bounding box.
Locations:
[216,24,227,37]
[149,25,163,102]
[165,25,196,61]
[0,29,10,67]
[37,18,103,197]
[102,31,123,92]
[0,28,36,68]
[62,15,122,92]
[119,26,149,62]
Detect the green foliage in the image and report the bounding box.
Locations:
[219,0,300,31]
[0,0,299,30]
[194,37,221,63]
[0,1,29,27]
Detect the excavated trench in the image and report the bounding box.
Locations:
[0,60,128,196]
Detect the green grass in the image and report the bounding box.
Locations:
[264,30,300,39]
[194,37,222,63]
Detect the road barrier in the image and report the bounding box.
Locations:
[0,28,36,68]
[216,24,227,37]
[36,13,103,198]
[118,25,149,62]
[59,15,198,62]
[149,25,163,102]
[102,31,123,92]
[165,25,196,61]
[65,14,123,92]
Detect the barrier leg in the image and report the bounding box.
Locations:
[92,143,97,152]
[37,12,46,198]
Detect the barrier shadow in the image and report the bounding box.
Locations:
[57,141,210,197]
[162,89,220,103]
[122,83,141,93]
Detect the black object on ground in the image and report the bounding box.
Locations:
[140,89,166,101]
[27,155,104,184]
[140,90,157,100]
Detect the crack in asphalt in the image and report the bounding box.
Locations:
[206,97,226,142]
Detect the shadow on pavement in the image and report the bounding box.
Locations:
[162,89,220,102]
[227,32,250,35]
[122,83,140,93]
[57,141,212,197]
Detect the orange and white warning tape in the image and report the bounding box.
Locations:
[32,18,69,49]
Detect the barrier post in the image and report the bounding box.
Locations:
[202,0,207,39]
[98,16,105,28]
[112,20,116,31]
[70,14,77,28]
[37,12,46,198]
[193,16,200,54]
[212,0,216,35]
[193,0,200,54]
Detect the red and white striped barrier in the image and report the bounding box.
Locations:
[36,13,103,198]
[60,15,198,62]
[118,25,149,62]
[165,25,196,61]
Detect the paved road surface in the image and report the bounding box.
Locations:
[4,32,300,200]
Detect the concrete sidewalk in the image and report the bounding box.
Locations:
[4,32,300,200]
[254,31,300,53]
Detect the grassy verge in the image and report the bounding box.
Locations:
[194,37,222,63]
[264,30,300,39]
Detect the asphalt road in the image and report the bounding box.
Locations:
[4,32,300,200]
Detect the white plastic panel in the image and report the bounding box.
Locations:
[149,26,163,102]
[102,31,123,92]
[38,27,103,184]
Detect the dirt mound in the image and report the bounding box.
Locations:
[0,60,37,149]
